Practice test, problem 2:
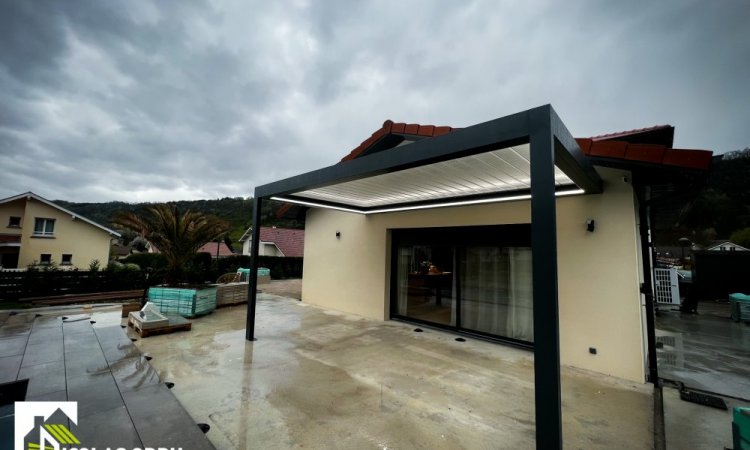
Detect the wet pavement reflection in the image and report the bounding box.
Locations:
[130,293,653,450]
[656,302,750,399]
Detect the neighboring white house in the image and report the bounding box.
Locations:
[239,226,304,257]
[706,241,749,252]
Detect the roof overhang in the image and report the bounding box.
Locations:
[256,105,602,212]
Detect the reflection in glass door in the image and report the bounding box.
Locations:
[395,245,455,326]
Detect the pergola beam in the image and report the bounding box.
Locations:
[245,196,262,341]
[529,106,563,449]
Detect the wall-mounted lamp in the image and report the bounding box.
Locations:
[335,231,341,239]
[586,219,595,232]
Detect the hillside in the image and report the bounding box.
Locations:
[53,197,303,245]
[664,147,750,246]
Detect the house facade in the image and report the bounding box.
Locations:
[0,192,119,269]
[239,226,304,257]
[301,166,646,380]
[244,106,712,446]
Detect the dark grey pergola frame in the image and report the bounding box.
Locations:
[245,104,603,449]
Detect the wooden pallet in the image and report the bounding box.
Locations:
[121,302,142,318]
[128,316,192,338]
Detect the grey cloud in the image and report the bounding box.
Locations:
[0,0,748,202]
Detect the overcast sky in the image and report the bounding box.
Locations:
[1,0,748,203]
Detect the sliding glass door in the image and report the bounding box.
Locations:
[391,225,533,345]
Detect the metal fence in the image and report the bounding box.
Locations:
[0,269,145,301]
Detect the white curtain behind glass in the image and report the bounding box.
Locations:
[507,247,533,341]
[397,247,411,315]
[460,246,533,341]
[460,247,507,335]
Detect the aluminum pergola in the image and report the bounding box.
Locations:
[245,104,603,449]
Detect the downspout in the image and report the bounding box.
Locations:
[636,184,659,383]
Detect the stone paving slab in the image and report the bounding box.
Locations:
[1,312,215,449]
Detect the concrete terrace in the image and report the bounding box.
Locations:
[129,293,653,449]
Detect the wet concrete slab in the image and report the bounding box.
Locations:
[131,294,654,449]
[662,386,748,450]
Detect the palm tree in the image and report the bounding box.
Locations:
[114,204,230,284]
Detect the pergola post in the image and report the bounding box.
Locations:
[529,110,563,449]
[246,195,263,341]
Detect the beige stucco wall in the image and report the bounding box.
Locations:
[17,198,113,269]
[242,240,284,256]
[301,167,646,382]
[0,198,26,236]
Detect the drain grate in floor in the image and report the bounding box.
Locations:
[679,389,727,410]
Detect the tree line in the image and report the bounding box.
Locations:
[54,197,303,246]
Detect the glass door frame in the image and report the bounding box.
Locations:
[389,224,534,349]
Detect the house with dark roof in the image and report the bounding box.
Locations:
[0,192,120,269]
[239,226,304,257]
[244,106,712,447]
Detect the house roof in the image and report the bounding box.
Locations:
[574,138,712,171]
[706,241,749,251]
[588,125,675,147]
[197,241,234,257]
[341,121,709,171]
[0,191,120,237]
[240,226,305,257]
[340,120,459,162]
[274,117,711,220]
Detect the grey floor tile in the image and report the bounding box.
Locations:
[25,389,67,401]
[110,356,161,392]
[20,341,64,367]
[0,355,22,383]
[122,384,215,449]
[93,325,129,343]
[0,336,28,357]
[101,340,141,364]
[0,324,32,338]
[63,333,102,354]
[17,360,66,397]
[67,373,124,418]
[71,405,142,449]
[65,349,110,378]
[33,316,64,329]
[62,319,95,336]
[27,327,63,346]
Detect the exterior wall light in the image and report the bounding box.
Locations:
[586,219,595,232]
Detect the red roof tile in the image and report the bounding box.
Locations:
[340,119,459,162]
[588,125,672,141]
[575,138,712,170]
[259,227,305,257]
[340,120,710,171]
[197,242,234,257]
